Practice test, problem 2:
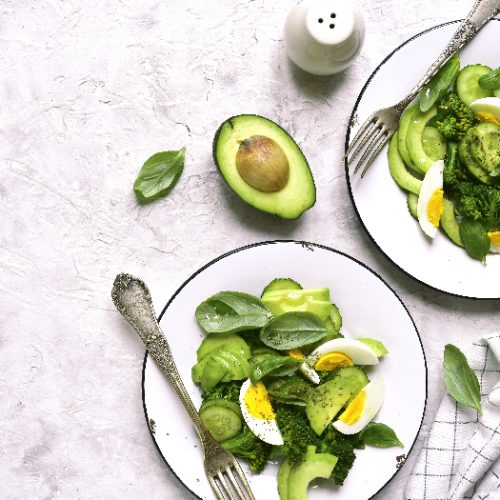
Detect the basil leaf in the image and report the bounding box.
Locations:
[360,423,404,448]
[196,291,272,334]
[260,312,327,350]
[357,338,389,357]
[419,54,460,112]
[459,219,490,263]
[478,67,500,90]
[267,379,313,406]
[133,148,185,203]
[250,356,300,384]
[443,344,482,414]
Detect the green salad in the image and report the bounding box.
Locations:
[192,278,402,500]
[388,56,500,262]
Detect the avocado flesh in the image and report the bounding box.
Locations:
[213,115,316,219]
[262,297,333,321]
[306,366,369,435]
[388,131,422,196]
[281,446,338,500]
[406,106,438,174]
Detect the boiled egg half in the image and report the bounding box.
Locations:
[488,231,500,253]
[469,96,500,125]
[333,375,386,435]
[239,379,284,445]
[417,160,444,238]
[310,338,379,370]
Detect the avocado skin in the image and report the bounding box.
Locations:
[212,114,316,219]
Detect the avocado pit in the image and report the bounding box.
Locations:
[236,135,290,192]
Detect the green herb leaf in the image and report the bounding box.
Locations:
[133,148,185,203]
[357,338,389,357]
[267,378,313,406]
[195,291,273,335]
[458,218,490,263]
[250,356,300,384]
[478,67,500,90]
[260,312,327,350]
[359,423,404,448]
[443,344,482,414]
[419,54,460,112]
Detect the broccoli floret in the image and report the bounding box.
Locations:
[434,92,477,141]
[275,406,321,465]
[221,425,272,474]
[444,142,500,230]
[320,426,364,486]
[202,380,241,404]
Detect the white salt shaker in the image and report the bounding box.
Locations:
[284,0,365,76]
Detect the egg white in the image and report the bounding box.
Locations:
[239,379,284,446]
[310,338,379,366]
[417,160,444,238]
[469,96,500,121]
[332,375,385,435]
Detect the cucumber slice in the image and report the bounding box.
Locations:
[441,198,463,247]
[261,278,302,296]
[406,106,438,174]
[407,192,418,219]
[389,131,422,195]
[199,402,242,442]
[398,104,418,168]
[495,89,500,98]
[329,304,342,333]
[456,64,494,105]
[422,126,447,161]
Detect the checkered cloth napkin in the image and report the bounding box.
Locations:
[405,332,500,500]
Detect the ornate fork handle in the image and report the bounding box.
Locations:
[398,0,500,111]
[111,273,214,449]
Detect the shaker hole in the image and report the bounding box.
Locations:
[331,13,336,18]
[329,23,335,29]
[318,18,323,23]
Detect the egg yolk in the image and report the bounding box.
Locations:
[338,390,366,425]
[314,352,353,371]
[488,231,500,246]
[287,349,304,360]
[475,112,500,126]
[244,382,276,420]
[427,189,444,227]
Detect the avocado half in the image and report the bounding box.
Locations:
[213,114,316,219]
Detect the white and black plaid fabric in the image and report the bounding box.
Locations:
[405,332,500,500]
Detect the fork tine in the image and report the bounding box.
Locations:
[346,119,381,165]
[208,474,225,500]
[345,112,377,156]
[225,466,246,499]
[217,471,236,500]
[352,127,387,174]
[360,134,392,178]
[230,462,255,500]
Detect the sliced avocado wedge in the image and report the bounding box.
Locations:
[406,106,438,174]
[213,115,316,219]
[285,446,338,500]
[398,104,418,169]
[306,366,368,435]
[388,131,422,195]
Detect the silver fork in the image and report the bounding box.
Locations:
[346,0,500,177]
[111,273,255,500]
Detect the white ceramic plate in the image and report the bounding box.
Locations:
[142,241,427,500]
[346,20,500,299]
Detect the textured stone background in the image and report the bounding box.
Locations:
[1,1,499,499]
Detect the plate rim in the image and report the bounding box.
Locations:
[141,239,428,500]
[345,18,500,300]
